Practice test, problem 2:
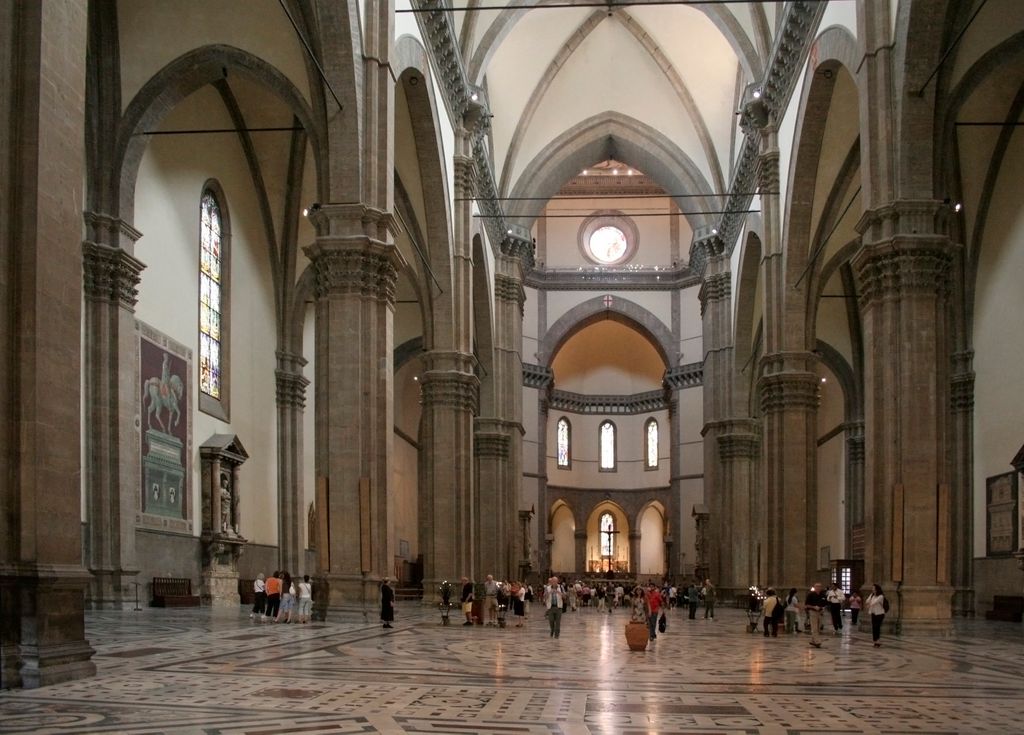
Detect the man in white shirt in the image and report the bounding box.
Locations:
[544,576,563,638]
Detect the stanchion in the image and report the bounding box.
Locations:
[132,581,142,611]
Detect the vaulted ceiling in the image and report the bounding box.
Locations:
[452,1,782,202]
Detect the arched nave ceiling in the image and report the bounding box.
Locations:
[451,0,777,200]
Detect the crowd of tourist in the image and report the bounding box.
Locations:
[249,571,313,624]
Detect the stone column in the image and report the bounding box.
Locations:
[629,531,641,577]
[475,419,510,578]
[698,246,731,586]
[420,352,479,587]
[949,350,974,616]
[0,0,96,688]
[759,364,819,590]
[575,529,588,575]
[853,201,956,633]
[846,421,866,557]
[276,351,309,576]
[82,227,144,609]
[305,205,405,615]
[716,420,760,592]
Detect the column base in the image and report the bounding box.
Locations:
[202,569,241,609]
[0,564,96,689]
[87,568,142,610]
[859,584,955,636]
[311,573,384,621]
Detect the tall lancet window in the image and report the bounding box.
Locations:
[599,420,616,471]
[645,418,659,469]
[600,512,615,556]
[556,417,571,469]
[199,183,230,419]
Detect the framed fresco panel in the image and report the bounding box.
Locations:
[136,321,193,534]
[986,472,1017,557]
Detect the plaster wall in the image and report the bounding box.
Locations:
[117,0,311,110]
[638,506,666,575]
[542,196,672,269]
[132,85,279,546]
[971,124,1024,558]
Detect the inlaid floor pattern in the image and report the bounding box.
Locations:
[2,604,1022,733]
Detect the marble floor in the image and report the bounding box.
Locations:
[1,603,1022,734]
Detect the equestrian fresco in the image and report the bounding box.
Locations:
[139,327,190,522]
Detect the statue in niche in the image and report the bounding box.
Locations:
[219,472,235,534]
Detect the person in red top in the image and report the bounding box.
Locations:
[645,583,663,641]
[264,570,282,622]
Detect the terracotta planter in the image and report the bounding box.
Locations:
[625,621,649,651]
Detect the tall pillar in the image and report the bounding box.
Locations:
[853,201,955,633]
[420,352,478,586]
[492,255,526,581]
[275,351,309,576]
[949,350,974,615]
[306,205,405,615]
[846,421,866,558]
[0,0,96,688]
[629,531,641,577]
[575,529,587,576]
[716,420,760,591]
[759,365,819,589]
[82,226,144,609]
[475,419,509,578]
[699,247,731,587]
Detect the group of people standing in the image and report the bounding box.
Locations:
[762,582,890,647]
[250,571,313,624]
[458,575,534,627]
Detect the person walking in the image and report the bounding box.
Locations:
[460,576,475,626]
[826,583,844,635]
[380,577,395,629]
[866,584,889,647]
[784,587,802,634]
[702,579,717,620]
[297,575,312,623]
[849,590,862,626]
[804,583,827,648]
[645,583,663,641]
[250,573,266,620]
[544,576,564,638]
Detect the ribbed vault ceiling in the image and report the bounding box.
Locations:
[452,0,779,201]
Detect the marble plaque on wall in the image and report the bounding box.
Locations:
[986,472,1017,557]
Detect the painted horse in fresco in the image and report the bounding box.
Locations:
[144,354,184,433]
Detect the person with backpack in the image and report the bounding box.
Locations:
[762,588,784,637]
[866,584,889,647]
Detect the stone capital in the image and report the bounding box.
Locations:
[453,154,477,198]
[305,240,404,304]
[474,431,511,459]
[717,431,760,461]
[698,271,731,314]
[495,273,526,313]
[82,242,145,308]
[306,202,399,242]
[275,369,310,409]
[420,370,480,413]
[758,371,820,414]
[853,240,954,309]
[757,149,780,193]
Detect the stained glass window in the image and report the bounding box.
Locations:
[600,513,615,556]
[646,419,659,469]
[557,417,571,468]
[588,225,628,264]
[200,190,223,399]
[599,421,616,470]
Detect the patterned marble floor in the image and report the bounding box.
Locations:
[1,603,1022,734]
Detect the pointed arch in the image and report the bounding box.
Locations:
[505,112,718,233]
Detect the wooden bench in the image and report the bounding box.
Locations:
[985,595,1023,622]
[151,577,200,607]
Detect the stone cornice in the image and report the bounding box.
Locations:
[83,211,142,249]
[663,362,704,390]
[524,265,700,291]
[691,1,826,274]
[549,388,668,415]
[275,369,310,409]
[82,242,145,308]
[758,371,820,414]
[522,363,554,389]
